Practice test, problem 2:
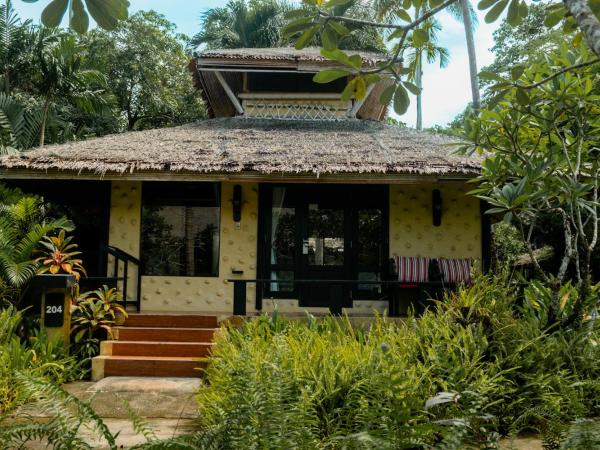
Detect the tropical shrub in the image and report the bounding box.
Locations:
[0,306,80,414]
[465,44,600,330]
[146,275,600,449]
[491,221,526,271]
[36,229,87,281]
[70,285,127,374]
[0,184,73,306]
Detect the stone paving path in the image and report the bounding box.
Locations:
[21,376,544,449]
[65,377,201,448]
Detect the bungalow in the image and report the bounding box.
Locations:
[0,47,487,319]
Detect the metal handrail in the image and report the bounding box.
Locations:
[227,278,456,317]
[101,244,142,312]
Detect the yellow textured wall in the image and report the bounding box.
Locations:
[139,182,259,313]
[389,182,481,261]
[108,180,481,315]
[108,181,142,304]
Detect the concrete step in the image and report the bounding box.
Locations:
[124,314,219,329]
[101,340,214,358]
[92,356,208,380]
[114,327,217,342]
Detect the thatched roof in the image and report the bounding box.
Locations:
[196,47,386,68]
[0,118,481,178]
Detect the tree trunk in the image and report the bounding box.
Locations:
[39,99,50,147]
[563,0,600,57]
[4,69,9,95]
[460,0,481,113]
[416,54,423,130]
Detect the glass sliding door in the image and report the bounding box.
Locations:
[269,187,296,293]
[259,184,389,310]
[307,203,345,267]
[355,208,384,296]
[300,194,349,308]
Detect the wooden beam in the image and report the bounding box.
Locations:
[348,84,375,118]
[214,71,244,115]
[239,92,344,100]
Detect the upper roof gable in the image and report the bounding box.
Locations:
[190,47,390,121]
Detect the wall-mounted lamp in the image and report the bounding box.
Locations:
[232,184,242,222]
[432,189,442,227]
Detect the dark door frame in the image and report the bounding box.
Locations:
[256,183,390,310]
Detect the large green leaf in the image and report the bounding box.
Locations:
[85,0,129,31]
[34,0,129,32]
[321,24,338,51]
[395,9,412,22]
[393,84,409,115]
[477,0,498,10]
[324,0,353,7]
[321,48,360,69]
[412,29,428,47]
[506,0,522,26]
[379,84,396,105]
[403,80,421,95]
[484,0,509,23]
[295,25,318,49]
[479,70,508,83]
[313,69,350,83]
[40,0,68,28]
[70,0,89,34]
[328,20,349,36]
[282,17,313,37]
[544,6,565,28]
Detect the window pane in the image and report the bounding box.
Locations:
[271,188,295,265]
[141,183,220,277]
[270,270,294,293]
[307,204,344,266]
[357,209,382,268]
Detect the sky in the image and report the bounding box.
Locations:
[13,0,502,128]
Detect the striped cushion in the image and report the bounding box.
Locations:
[438,258,472,284]
[394,256,430,282]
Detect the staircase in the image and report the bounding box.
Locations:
[91,314,219,381]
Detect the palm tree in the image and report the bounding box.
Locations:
[194,0,386,52]
[374,3,448,129]
[448,0,480,113]
[192,0,288,49]
[374,0,479,118]
[0,93,42,154]
[32,32,109,146]
[0,0,34,95]
[409,17,449,130]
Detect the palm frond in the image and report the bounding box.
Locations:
[446,0,478,29]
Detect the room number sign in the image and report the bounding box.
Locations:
[44,292,66,327]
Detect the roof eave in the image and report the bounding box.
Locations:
[0,168,479,183]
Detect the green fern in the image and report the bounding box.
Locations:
[559,420,600,449]
[0,372,118,449]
